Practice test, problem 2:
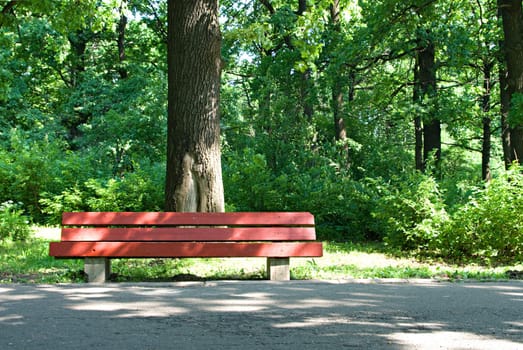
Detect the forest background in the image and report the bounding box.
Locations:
[0,0,522,267]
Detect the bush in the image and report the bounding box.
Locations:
[223,148,382,241]
[0,132,87,222]
[40,163,165,225]
[372,172,448,251]
[0,201,33,241]
[439,167,523,263]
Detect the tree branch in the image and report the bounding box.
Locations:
[0,0,18,27]
[442,142,481,153]
[1,0,17,14]
[147,0,167,43]
[258,0,275,14]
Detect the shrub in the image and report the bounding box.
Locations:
[40,163,165,225]
[0,201,33,241]
[372,172,448,251]
[223,148,382,241]
[439,167,523,263]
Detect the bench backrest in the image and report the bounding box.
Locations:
[61,212,316,242]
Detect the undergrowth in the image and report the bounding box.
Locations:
[0,237,521,283]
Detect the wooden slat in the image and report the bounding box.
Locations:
[61,227,317,242]
[62,212,315,227]
[49,241,323,258]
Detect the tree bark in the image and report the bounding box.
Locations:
[1,0,17,14]
[414,116,424,171]
[330,0,346,142]
[117,0,128,79]
[500,64,512,167]
[482,61,493,181]
[419,38,440,170]
[165,0,224,213]
[297,1,313,121]
[498,0,523,164]
[65,29,92,143]
[414,29,440,172]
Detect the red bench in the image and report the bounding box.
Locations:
[49,212,323,282]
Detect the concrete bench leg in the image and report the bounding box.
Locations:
[267,257,290,281]
[84,258,111,283]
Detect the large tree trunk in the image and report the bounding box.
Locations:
[498,0,523,164]
[165,0,224,213]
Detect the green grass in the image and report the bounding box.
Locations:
[0,233,521,283]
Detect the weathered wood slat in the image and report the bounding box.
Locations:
[61,227,317,242]
[62,212,315,226]
[49,241,323,258]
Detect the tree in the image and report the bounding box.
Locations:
[164,0,225,212]
[329,0,348,156]
[414,26,439,172]
[498,0,523,164]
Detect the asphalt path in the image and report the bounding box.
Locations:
[1,280,522,349]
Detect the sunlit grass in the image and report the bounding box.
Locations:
[0,230,521,283]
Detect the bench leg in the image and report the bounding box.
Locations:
[84,258,111,283]
[267,257,290,281]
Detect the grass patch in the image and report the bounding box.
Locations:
[0,238,84,283]
[0,233,521,283]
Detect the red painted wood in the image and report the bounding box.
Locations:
[61,227,317,242]
[62,212,315,226]
[49,241,323,258]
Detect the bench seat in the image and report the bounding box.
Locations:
[49,212,323,282]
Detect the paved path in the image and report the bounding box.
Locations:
[1,280,522,349]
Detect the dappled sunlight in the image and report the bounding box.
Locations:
[70,301,189,317]
[499,291,523,299]
[179,297,267,313]
[273,315,352,329]
[279,297,380,310]
[0,291,43,302]
[0,281,521,349]
[387,331,522,350]
[0,314,24,325]
[463,284,523,291]
[37,284,191,317]
[506,321,523,327]
[38,285,117,295]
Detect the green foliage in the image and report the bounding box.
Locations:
[439,166,523,264]
[1,0,521,270]
[0,201,33,242]
[0,132,72,220]
[223,148,382,241]
[40,163,165,225]
[372,172,449,251]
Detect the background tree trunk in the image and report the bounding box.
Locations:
[165,0,224,213]
[500,65,512,167]
[117,0,128,80]
[414,30,439,172]
[330,1,347,145]
[498,0,523,164]
[482,61,493,181]
[419,37,440,171]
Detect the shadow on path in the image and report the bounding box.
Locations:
[0,280,522,349]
